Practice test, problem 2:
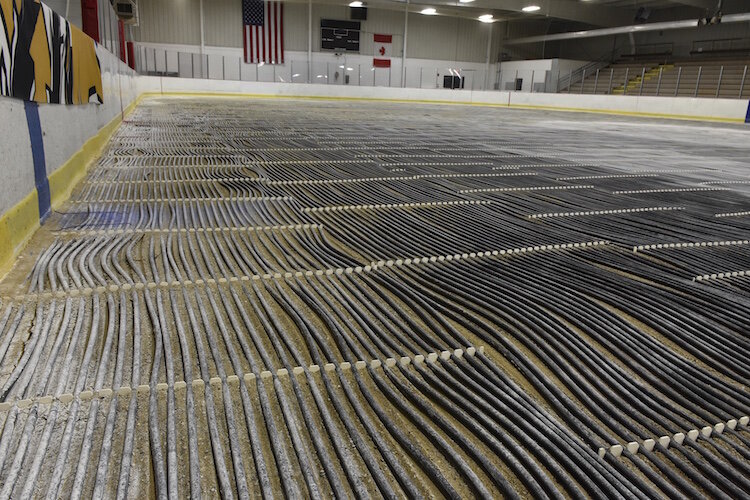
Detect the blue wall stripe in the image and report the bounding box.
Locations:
[745,101,750,124]
[23,101,51,221]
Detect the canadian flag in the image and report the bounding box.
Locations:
[373,34,392,68]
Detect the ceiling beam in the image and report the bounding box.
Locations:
[668,0,717,9]
[422,0,630,27]
[282,0,633,27]
[503,11,750,45]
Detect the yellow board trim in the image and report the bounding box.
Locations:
[0,190,40,279]
[143,90,747,124]
[140,91,508,108]
[0,95,144,279]
[505,103,745,124]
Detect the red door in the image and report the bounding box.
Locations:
[81,0,99,42]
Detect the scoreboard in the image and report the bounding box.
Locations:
[321,19,361,52]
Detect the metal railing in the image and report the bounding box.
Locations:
[557,63,750,99]
[134,45,750,100]
[556,60,611,93]
[135,46,495,91]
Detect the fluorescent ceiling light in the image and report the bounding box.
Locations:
[522,5,540,12]
[349,1,363,6]
[459,0,474,3]
[292,73,300,77]
[478,14,494,22]
[420,7,437,15]
[346,67,354,71]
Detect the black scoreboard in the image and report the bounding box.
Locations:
[321,19,361,52]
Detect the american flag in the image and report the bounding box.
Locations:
[243,0,284,64]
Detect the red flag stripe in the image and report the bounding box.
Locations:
[242,26,250,62]
[269,2,273,63]
[274,2,279,64]
[263,2,271,62]
[374,34,392,43]
[279,4,284,63]
[255,26,260,63]
[270,2,275,63]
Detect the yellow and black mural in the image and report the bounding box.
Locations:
[0,0,103,104]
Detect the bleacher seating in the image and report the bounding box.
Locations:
[562,61,656,94]
[562,57,750,99]
[640,59,750,98]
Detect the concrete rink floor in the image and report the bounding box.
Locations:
[0,96,749,498]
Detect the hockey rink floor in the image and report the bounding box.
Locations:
[0,96,749,498]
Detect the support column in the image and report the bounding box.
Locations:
[484,23,493,90]
[308,0,313,83]
[401,0,409,87]
[118,20,127,63]
[200,0,205,77]
[127,25,135,70]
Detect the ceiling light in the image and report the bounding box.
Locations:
[478,14,494,22]
[349,1,363,6]
[420,7,437,15]
[459,0,475,3]
[522,5,540,12]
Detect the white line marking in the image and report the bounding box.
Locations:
[700,180,750,185]
[70,196,291,204]
[614,187,730,195]
[715,211,750,218]
[303,200,493,212]
[633,239,749,252]
[460,185,593,194]
[529,207,684,219]
[54,224,322,237]
[557,170,706,181]
[599,417,749,459]
[272,172,536,186]
[0,346,484,410]
[2,240,607,301]
[693,270,750,282]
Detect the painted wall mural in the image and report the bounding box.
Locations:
[0,0,103,104]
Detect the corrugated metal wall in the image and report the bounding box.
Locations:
[44,0,83,27]
[132,0,491,63]
[132,0,202,45]
[205,0,244,47]
[407,15,489,62]
[98,0,123,59]
[284,3,308,52]
[355,8,406,57]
